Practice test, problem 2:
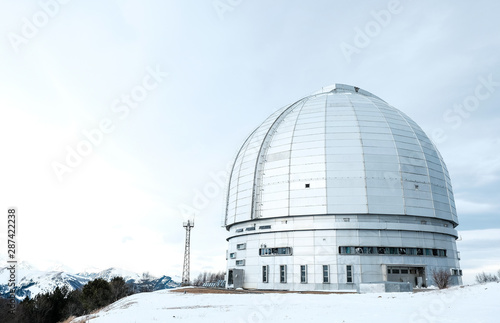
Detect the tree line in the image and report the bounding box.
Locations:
[476,269,500,283]
[192,271,225,286]
[0,277,132,323]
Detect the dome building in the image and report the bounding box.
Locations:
[224,84,462,291]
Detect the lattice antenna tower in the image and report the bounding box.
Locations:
[181,220,194,285]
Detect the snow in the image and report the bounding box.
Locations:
[72,282,500,323]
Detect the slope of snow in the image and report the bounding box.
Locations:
[72,283,500,323]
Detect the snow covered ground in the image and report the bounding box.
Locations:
[72,282,500,323]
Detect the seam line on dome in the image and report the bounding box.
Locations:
[431,141,458,226]
[396,111,457,226]
[286,97,312,218]
[347,94,370,214]
[224,127,258,226]
[250,97,309,221]
[368,99,407,217]
[392,109,436,219]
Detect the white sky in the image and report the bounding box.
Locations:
[0,0,499,283]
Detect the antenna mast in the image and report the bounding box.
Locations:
[182,220,194,285]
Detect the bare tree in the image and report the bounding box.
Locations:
[192,271,226,286]
[475,272,499,283]
[432,268,451,289]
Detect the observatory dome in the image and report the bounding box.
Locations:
[225,84,458,227]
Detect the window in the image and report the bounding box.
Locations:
[259,225,271,230]
[363,247,374,254]
[339,246,353,254]
[459,269,463,276]
[338,246,447,257]
[245,227,256,231]
[401,269,409,274]
[323,265,329,283]
[300,265,307,283]
[346,265,353,283]
[280,265,287,283]
[452,269,459,276]
[235,228,243,233]
[262,265,269,283]
[305,183,310,188]
[259,247,292,256]
[229,252,236,259]
[228,270,233,285]
[236,259,245,266]
[237,243,246,250]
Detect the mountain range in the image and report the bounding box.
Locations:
[0,261,180,300]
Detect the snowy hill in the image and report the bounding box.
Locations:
[0,263,179,300]
[71,283,500,323]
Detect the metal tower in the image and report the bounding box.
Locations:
[181,220,194,285]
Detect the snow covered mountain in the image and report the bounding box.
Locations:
[76,267,142,283]
[0,265,89,300]
[0,262,180,300]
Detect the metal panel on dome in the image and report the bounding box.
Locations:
[225,85,458,226]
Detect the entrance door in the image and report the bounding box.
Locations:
[387,266,425,288]
[227,269,244,288]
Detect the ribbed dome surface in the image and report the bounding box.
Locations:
[225,84,457,226]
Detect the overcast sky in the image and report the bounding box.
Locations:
[0,0,499,284]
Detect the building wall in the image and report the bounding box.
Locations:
[226,215,462,290]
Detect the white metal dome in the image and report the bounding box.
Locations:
[225,84,458,227]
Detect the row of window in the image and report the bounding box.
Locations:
[387,267,423,275]
[339,246,447,257]
[231,247,292,259]
[233,244,446,258]
[259,247,293,256]
[261,265,353,284]
[235,225,272,233]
